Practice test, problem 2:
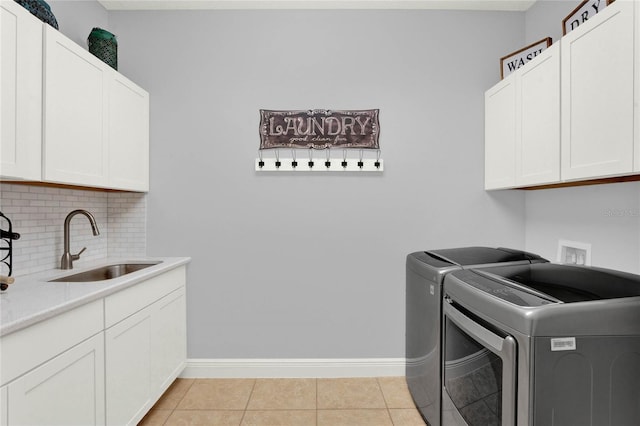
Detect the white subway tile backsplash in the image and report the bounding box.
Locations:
[0,184,146,276]
[107,192,146,259]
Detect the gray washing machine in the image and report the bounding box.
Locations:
[442,263,640,426]
[406,247,547,426]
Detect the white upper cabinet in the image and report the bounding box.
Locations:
[43,25,110,187]
[0,1,42,180]
[485,75,517,189]
[108,74,150,191]
[561,0,635,180]
[517,42,560,186]
[2,8,149,192]
[484,43,560,190]
[42,24,150,191]
[485,0,638,189]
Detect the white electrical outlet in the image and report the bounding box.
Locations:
[557,240,592,266]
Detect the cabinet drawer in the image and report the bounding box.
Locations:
[105,266,186,328]
[0,299,103,386]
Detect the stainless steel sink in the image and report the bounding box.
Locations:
[49,262,161,282]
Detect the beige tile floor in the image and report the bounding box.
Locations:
[138,377,427,426]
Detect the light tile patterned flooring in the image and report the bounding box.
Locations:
[139,377,427,426]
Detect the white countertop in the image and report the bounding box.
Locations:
[0,257,191,337]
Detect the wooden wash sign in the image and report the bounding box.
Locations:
[500,37,552,79]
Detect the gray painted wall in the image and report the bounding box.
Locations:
[108,9,526,358]
[525,182,640,273]
[525,0,576,43]
[48,0,109,47]
[40,1,639,359]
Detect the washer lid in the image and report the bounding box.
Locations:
[474,263,640,303]
[427,246,545,266]
[451,269,558,306]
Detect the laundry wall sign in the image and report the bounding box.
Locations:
[259,109,380,150]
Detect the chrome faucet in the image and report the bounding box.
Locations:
[60,209,100,270]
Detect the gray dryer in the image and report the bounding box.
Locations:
[406,247,547,425]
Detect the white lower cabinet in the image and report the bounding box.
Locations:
[0,266,187,426]
[7,333,105,426]
[106,306,153,426]
[151,289,187,394]
[0,301,104,426]
[105,267,187,426]
[0,385,8,426]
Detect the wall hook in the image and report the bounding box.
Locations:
[308,149,314,168]
[254,149,383,172]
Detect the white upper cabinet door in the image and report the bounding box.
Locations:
[0,2,42,180]
[485,74,517,189]
[561,0,635,180]
[108,73,149,191]
[43,25,109,187]
[516,43,560,186]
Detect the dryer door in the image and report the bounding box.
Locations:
[442,299,516,426]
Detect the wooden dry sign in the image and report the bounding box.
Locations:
[259,109,380,150]
[563,0,614,35]
[500,37,552,79]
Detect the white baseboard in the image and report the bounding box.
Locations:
[180,358,406,378]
